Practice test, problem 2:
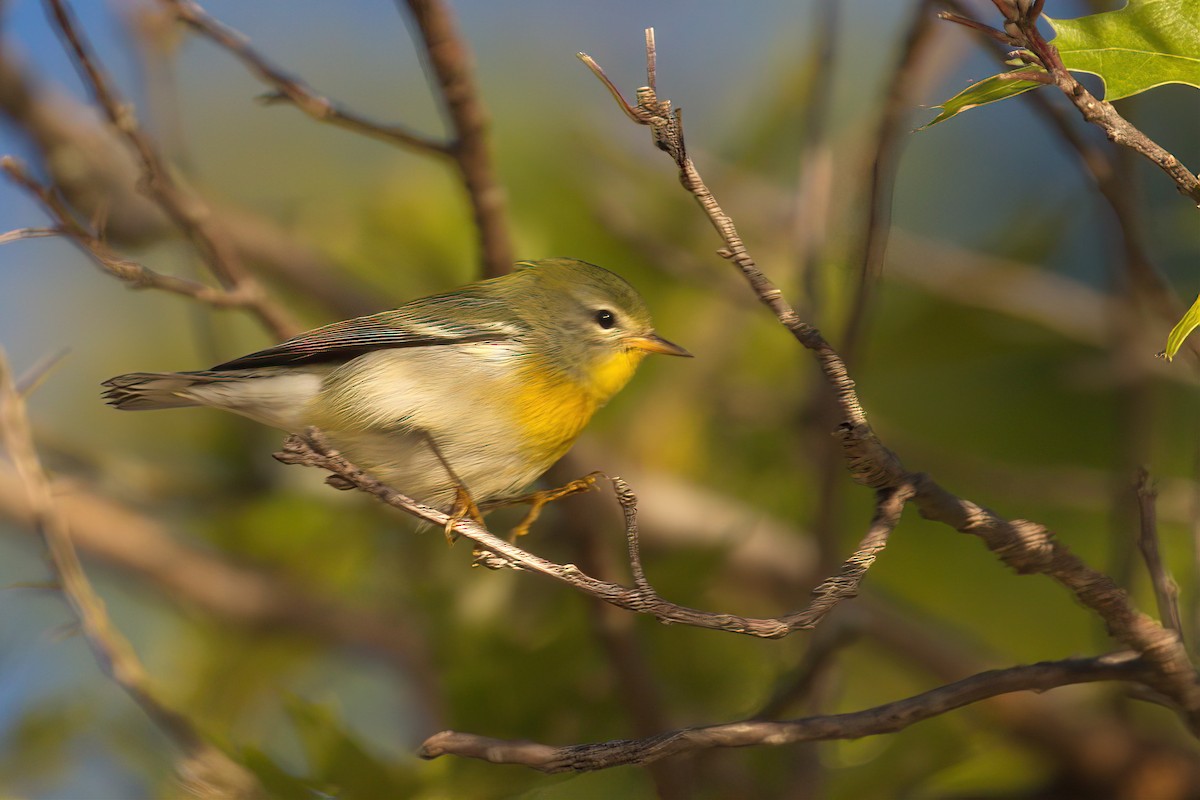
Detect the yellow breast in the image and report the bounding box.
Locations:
[512,349,646,461]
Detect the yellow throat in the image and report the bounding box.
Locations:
[513,348,647,460]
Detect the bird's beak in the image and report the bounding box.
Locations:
[625,332,693,357]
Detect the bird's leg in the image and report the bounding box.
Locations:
[484,471,604,542]
[446,486,485,545]
[421,432,482,544]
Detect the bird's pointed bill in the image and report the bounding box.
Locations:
[625,333,692,357]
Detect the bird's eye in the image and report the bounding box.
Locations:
[594,309,616,330]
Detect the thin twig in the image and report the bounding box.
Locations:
[274,430,898,639]
[937,0,1200,363]
[418,652,1147,772]
[44,0,299,339]
[753,613,860,721]
[860,600,1200,793]
[1,157,271,310]
[0,351,262,798]
[1135,468,1185,640]
[0,226,59,245]
[546,457,689,800]
[0,38,381,319]
[159,0,448,155]
[158,0,514,279]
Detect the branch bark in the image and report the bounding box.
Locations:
[398,0,514,278]
[418,652,1148,772]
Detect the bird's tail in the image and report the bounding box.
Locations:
[102,372,210,410]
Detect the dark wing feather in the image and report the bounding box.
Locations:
[210,300,516,370]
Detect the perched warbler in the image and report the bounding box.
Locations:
[103,258,690,510]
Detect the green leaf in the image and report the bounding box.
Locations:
[1162,291,1200,360]
[922,69,1045,129]
[1048,0,1200,100]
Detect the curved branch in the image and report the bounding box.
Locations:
[158,0,515,279]
[418,652,1148,772]
[1,158,270,310]
[938,2,1200,205]
[274,431,904,639]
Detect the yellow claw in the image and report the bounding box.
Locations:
[444,485,484,545]
[503,472,602,542]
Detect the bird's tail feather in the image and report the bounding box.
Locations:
[102,372,212,411]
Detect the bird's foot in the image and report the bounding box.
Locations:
[498,472,604,542]
[444,485,484,545]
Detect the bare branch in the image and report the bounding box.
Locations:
[43,0,300,339]
[418,652,1148,772]
[155,0,514,279]
[939,0,1200,363]
[0,156,275,310]
[842,0,940,363]
[159,0,448,155]
[274,430,900,639]
[581,28,1200,731]
[0,38,381,319]
[0,466,447,727]
[0,350,262,798]
[0,226,59,245]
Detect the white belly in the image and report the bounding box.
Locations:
[303,345,545,508]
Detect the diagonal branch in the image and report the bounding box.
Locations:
[937,2,1200,205]
[1,157,271,310]
[418,652,1148,772]
[397,0,514,278]
[43,0,300,339]
[0,350,262,798]
[1135,468,1185,640]
[0,466,448,727]
[159,0,448,155]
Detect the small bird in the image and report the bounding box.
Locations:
[103,258,690,515]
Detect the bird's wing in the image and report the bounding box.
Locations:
[211,297,519,370]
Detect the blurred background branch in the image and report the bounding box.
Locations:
[0,350,263,798]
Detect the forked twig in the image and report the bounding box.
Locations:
[159,0,515,278]
[2,158,268,310]
[1135,468,1185,639]
[938,1,1200,204]
[43,0,299,339]
[161,0,448,154]
[274,430,900,639]
[579,28,1200,733]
